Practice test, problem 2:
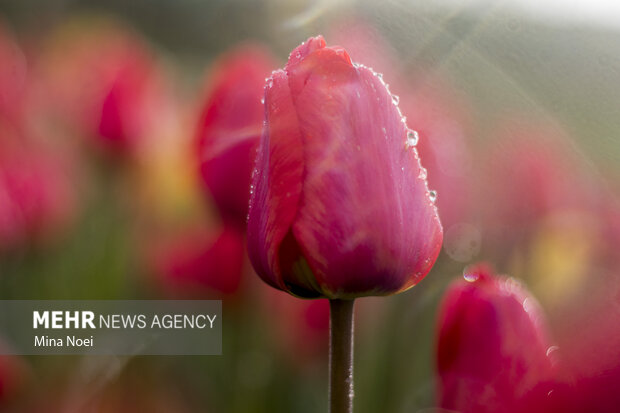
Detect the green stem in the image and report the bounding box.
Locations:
[329,299,355,413]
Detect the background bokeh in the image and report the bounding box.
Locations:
[1,0,620,412]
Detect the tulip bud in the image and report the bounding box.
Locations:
[436,264,557,413]
[247,36,442,299]
[195,45,276,224]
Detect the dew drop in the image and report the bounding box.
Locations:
[406,130,419,147]
[392,95,400,104]
[260,98,265,104]
[546,346,559,357]
[419,167,427,180]
[463,271,479,282]
[429,190,437,203]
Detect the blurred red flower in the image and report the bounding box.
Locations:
[436,264,557,413]
[247,36,443,299]
[33,18,169,158]
[148,222,245,298]
[195,44,276,225]
[0,129,77,250]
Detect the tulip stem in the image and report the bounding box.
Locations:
[329,299,355,413]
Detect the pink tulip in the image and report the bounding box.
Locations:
[195,45,276,225]
[436,264,557,413]
[0,133,77,249]
[33,19,167,157]
[247,36,443,299]
[330,19,475,231]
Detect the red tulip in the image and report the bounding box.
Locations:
[148,223,245,297]
[33,18,167,157]
[195,45,276,225]
[247,36,443,299]
[0,132,77,249]
[436,264,557,413]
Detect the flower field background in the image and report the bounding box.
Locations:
[1,1,620,412]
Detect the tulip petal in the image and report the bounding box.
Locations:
[247,70,306,293]
[197,46,274,223]
[284,39,442,298]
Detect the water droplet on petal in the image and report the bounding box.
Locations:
[546,345,559,357]
[429,190,437,203]
[463,271,479,282]
[260,98,265,104]
[392,95,400,104]
[406,130,419,147]
[419,167,427,180]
